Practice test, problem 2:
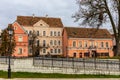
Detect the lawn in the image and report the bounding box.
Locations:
[0,70,120,78]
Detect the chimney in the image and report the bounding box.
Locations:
[32,14,35,18]
[45,14,48,17]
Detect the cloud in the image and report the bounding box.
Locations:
[0,0,78,29]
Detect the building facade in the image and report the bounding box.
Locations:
[13,16,63,57]
[11,22,28,57]
[63,27,114,58]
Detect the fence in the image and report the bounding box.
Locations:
[0,56,120,75]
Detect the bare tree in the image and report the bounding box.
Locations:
[73,0,120,56]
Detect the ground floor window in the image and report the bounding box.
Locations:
[18,48,22,54]
[84,52,90,57]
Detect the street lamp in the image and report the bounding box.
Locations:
[7,27,13,78]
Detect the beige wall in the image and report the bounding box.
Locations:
[23,20,63,56]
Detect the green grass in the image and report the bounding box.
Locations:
[0,70,120,78]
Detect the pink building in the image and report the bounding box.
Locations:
[11,22,28,57]
[63,27,114,58]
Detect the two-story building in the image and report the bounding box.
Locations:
[13,15,63,57]
[63,27,114,58]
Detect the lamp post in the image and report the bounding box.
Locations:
[8,27,13,78]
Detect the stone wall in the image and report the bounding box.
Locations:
[0,58,120,75]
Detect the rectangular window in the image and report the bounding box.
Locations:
[18,48,22,54]
[50,31,53,36]
[73,41,76,47]
[51,49,53,53]
[101,42,104,48]
[43,31,46,36]
[58,40,61,46]
[58,32,60,36]
[58,49,61,53]
[43,49,46,53]
[79,41,82,47]
[18,36,23,42]
[50,40,53,45]
[37,40,39,46]
[37,31,39,36]
[54,31,56,36]
[55,49,57,53]
[106,42,109,48]
[84,41,87,47]
[43,40,46,47]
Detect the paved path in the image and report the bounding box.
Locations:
[0,78,120,80]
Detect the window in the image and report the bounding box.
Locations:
[50,31,53,36]
[29,31,32,35]
[58,32,60,36]
[106,42,109,48]
[54,31,56,36]
[101,42,104,48]
[84,41,87,47]
[58,40,61,45]
[73,41,76,47]
[29,48,32,53]
[54,40,57,45]
[18,48,22,54]
[73,53,76,57]
[43,31,46,36]
[51,49,53,53]
[43,49,46,53]
[55,49,57,53]
[90,41,94,48]
[79,41,82,47]
[37,40,39,46]
[18,36,23,42]
[37,31,39,36]
[58,49,61,53]
[96,42,98,47]
[43,40,46,46]
[50,40,53,45]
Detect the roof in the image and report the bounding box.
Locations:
[65,27,112,39]
[16,16,63,28]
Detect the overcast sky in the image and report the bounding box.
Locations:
[0,0,80,29]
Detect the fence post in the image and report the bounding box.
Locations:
[119,59,120,71]
[72,58,74,69]
[42,56,44,66]
[52,58,53,67]
[62,58,63,68]
[94,58,96,70]
[83,58,85,74]
[106,60,109,70]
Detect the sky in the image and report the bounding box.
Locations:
[0,0,80,29]
[0,0,112,31]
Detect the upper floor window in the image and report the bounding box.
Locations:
[101,42,104,48]
[29,31,32,35]
[54,40,57,45]
[43,31,46,36]
[37,31,39,36]
[58,40,61,46]
[43,40,46,46]
[18,48,22,54]
[50,31,53,36]
[50,40,53,45]
[96,42,98,47]
[58,32,60,36]
[54,31,56,36]
[90,41,94,47]
[37,40,39,46]
[51,49,53,53]
[79,41,82,47]
[106,42,109,48]
[84,41,88,47]
[18,36,23,42]
[55,49,57,53]
[58,49,61,53]
[73,41,76,47]
[43,49,46,53]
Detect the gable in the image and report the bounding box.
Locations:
[12,22,27,34]
[33,19,49,28]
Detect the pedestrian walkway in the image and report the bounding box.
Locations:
[0,78,120,80]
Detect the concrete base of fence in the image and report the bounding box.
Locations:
[0,58,120,75]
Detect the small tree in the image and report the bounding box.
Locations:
[28,30,42,57]
[73,0,120,56]
[0,26,16,56]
